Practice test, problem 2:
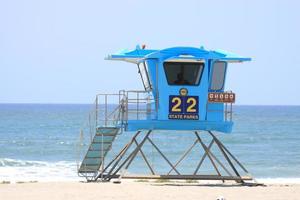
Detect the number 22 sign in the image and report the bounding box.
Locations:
[168,95,199,120]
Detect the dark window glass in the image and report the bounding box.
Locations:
[210,61,226,90]
[163,62,204,86]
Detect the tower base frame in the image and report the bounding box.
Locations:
[94,130,256,185]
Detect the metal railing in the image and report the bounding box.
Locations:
[94,90,126,128]
[124,90,155,123]
[93,90,154,130]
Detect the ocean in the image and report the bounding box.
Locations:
[0,104,300,183]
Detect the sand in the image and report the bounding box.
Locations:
[0,181,299,200]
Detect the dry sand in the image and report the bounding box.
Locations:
[0,180,299,200]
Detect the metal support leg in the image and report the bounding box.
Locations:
[193,139,214,175]
[167,139,198,175]
[147,137,180,175]
[133,139,155,175]
[207,131,244,183]
[92,130,253,183]
[99,131,142,180]
[109,130,152,179]
[193,139,233,177]
[100,142,130,176]
[209,131,249,173]
[194,132,222,178]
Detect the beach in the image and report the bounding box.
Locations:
[0,181,300,200]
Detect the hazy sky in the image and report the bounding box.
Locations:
[0,0,299,105]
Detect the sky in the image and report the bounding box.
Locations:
[0,0,299,105]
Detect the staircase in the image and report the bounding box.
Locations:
[78,127,119,178]
[77,91,152,181]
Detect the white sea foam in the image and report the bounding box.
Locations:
[0,158,46,167]
[0,158,84,183]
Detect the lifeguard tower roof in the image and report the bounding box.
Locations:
[106,46,250,64]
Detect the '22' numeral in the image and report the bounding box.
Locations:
[187,97,197,113]
[171,96,197,113]
[171,97,182,112]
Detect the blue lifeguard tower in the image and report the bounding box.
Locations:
[77,45,254,184]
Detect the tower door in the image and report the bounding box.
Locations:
[161,60,206,120]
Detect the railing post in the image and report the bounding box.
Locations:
[126,91,129,124]
[225,103,228,121]
[155,62,159,118]
[120,96,123,129]
[230,102,233,121]
[95,95,98,128]
[137,92,139,120]
[89,114,92,142]
[146,95,151,118]
[105,94,108,126]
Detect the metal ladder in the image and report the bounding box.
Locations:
[78,127,119,180]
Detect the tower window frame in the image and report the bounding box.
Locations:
[163,61,204,86]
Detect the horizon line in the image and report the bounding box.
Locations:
[0,102,299,106]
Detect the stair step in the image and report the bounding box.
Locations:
[82,158,102,165]
[89,149,110,152]
[87,149,110,152]
[89,148,110,152]
[80,163,100,166]
[79,165,99,172]
[78,127,120,175]
[96,128,119,135]
[95,134,118,136]
[86,151,105,158]
[85,156,103,159]
[89,143,111,150]
[85,156,104,159]
[93,136,115,143]
[92,142,112,144]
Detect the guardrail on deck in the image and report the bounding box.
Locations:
[94,90,154,129]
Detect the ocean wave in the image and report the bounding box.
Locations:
[0,158,48,167]
[0,158,77,168]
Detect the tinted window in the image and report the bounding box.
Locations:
[163,62,204,86]
[210,61,226,90]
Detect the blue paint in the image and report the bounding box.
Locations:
[107,45,251,133]
[125,120,233,133]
